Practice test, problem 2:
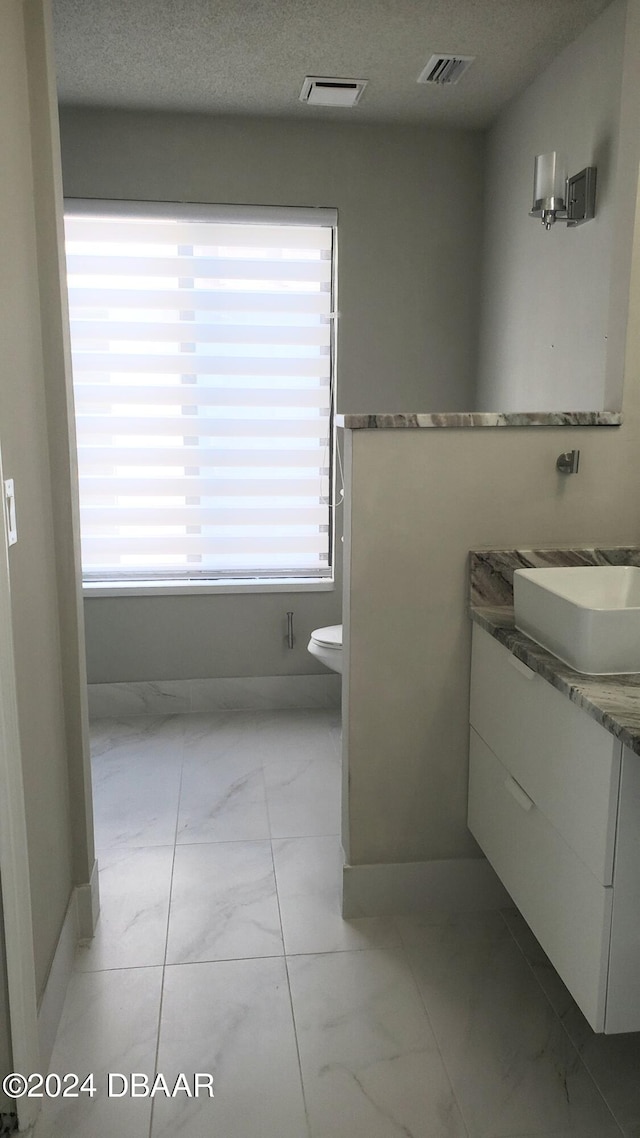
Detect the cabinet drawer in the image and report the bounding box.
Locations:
[470,625,621,885]
[468,727,612,1032]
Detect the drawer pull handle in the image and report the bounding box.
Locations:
[504,775,534,812]
[507,653,536,681]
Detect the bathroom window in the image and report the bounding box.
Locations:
[64,200,336,588]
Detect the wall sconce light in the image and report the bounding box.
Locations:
[530,152,597,231]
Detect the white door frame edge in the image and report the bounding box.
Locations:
[0,441,41,1131]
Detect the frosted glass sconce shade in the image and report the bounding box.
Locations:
[533,152,567,211]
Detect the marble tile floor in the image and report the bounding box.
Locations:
[33,709,640,1138]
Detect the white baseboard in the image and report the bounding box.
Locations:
[37,865,100,1071]
[37,897,77,1073]
[342,856,512,918]
[87,674,341,718]
[76,859,100,942]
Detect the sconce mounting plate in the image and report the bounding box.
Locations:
[566,167,597,227]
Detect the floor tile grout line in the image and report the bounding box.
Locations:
[497,909,627,1138]
[263,740,276,841]
[392,916,473,1138]
[148,717,188,1138]
[164,952,287,968]
[269,837,313,1138]
[161,943,423,968]
[171,835,273,849]
[282,955,313,1138]
[75,961,168,974]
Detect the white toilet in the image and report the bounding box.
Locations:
[307,624,343,674]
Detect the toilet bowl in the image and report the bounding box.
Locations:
[307,624,343,674]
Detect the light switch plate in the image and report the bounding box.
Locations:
[4,479,17,546]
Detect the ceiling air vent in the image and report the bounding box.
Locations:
[417,54,475,86]
[299,76,368,107]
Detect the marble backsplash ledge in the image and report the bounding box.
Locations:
[469,546,640,607]
[337,411,623,430]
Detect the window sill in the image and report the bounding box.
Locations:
[82,578,335,598]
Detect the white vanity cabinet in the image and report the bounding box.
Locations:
[468,624,640,1033]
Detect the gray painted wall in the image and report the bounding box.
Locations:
[58,109,485,683]
[477,0,629,411]
[1,0,73,998]
[59,110,485,418]
[24,0,95,902]
[0,0,92,1001]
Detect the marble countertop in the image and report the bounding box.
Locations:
[469,546,640,757]
[337,411,622,430]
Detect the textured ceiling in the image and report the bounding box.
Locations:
[52,0,614,128]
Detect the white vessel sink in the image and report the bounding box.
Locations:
[513,565,640,675]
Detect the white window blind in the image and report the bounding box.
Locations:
[64,200,336,582]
